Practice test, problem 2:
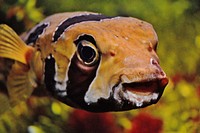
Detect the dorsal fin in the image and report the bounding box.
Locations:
[0,24,34,64]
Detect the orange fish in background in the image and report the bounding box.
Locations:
[0,12,168,113]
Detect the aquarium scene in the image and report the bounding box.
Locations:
[0,0,199,133]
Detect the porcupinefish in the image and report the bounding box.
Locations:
[0,12,168,112]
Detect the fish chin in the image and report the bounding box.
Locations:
[121,90,159,107]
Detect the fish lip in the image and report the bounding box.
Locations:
[116,77,168,108]
[122,80,159,95]
[122,77,168,95]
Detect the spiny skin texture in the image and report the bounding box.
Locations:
[0,12,168,112]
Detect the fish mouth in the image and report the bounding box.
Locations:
[115,78,169,108]
[123,81,159,95]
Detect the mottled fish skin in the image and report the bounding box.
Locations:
[0,12,168,112]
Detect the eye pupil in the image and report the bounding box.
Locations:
[80,46,95,63]
[77,40,98,65]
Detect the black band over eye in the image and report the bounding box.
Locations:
[76,40,99,66]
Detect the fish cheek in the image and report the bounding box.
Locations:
[66,53,100,106]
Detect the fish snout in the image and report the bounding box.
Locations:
[150,58,166,77]
[112,57,169,109]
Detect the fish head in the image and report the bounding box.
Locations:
[51,17,168,112]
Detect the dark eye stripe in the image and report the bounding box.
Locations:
[52,14,112,43]
[65,51,101,106]
[26,22,49,44]
[44,54,56,94]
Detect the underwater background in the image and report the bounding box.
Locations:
[0,0,200,132]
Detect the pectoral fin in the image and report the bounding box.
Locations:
[7,62,37,106]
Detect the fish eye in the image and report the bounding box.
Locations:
[76,40,99,65]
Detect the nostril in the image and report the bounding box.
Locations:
[160,71,165,76]
[150,58,166,76]
[150,58,158,66]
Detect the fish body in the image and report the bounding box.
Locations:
[0,12,168,112]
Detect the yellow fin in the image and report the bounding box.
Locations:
[0,25,38,110]
[7,61,37,106]
[0,24,33,64]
